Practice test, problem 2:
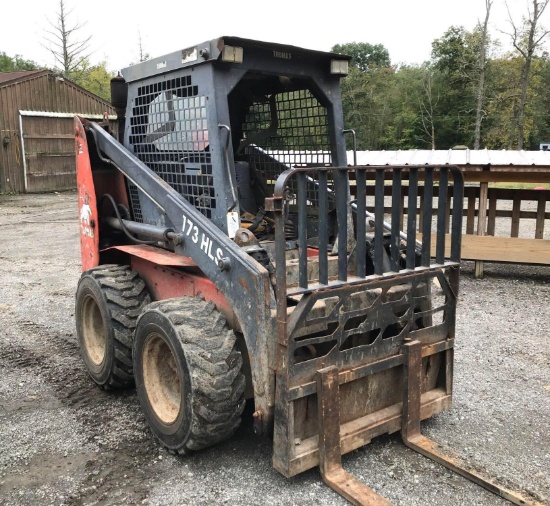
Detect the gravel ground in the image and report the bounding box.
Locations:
[0,191,548,506]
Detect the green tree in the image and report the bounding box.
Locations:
[503,0,550,148]
[474,0,493,149]
[390,65,431,149]
[339,64,433,150]
[430,26,484,148]
[339,66,394,149]
[76,60,114,101]
[0,52,40,72]
[529,55,550,147]
[483,57,522,148]
[432,26,481,81]
[334,23,550,152]
[483,55,550,149]
[331,42,391,71]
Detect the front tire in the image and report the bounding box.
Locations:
[133,297,245,454]
[75,265,151,389]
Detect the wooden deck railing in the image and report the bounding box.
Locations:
[357,181,550,278]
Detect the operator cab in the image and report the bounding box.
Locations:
[119,37,351,250]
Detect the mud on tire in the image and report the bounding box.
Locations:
[75,264,151,389]
[133,297,246,454]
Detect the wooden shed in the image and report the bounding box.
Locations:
[0,70,115,193]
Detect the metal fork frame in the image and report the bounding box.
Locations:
[402,341,545,506]
[317,366,392,506]
[269,165,543,505]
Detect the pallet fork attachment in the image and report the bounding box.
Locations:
[315,344,544,506]
[317,366,392,506]
[401,341,544,506]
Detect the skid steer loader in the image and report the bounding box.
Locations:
[74,37,541,505]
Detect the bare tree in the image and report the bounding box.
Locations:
[504,0,550,149]
[419,72,438,149]
[44,0,91,79]
[474,0,493,149]
[138,31,150,63]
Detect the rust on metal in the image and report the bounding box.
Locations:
[402,341,544,506]
[252,409,264,434]
[406,436,545,506]
[237,276,251,293]
[317,366,392,506]
[75,116,100,271]
[130,256,240,332]
[108,244,198,267]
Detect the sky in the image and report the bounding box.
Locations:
[1,0,545,72]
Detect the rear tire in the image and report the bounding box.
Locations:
[75,265,151,389]
[133,297,246,454]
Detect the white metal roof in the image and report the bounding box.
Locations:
[350,149,550,167]
[264,148,550,168]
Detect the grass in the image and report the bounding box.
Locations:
[490,182,550,190]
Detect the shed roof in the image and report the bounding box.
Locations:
[0,70,49,87]
[0,69,114,110]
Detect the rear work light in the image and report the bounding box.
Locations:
[221,45,244,63]
[330,59,349,75]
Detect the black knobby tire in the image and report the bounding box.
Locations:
[133,297,246,454]
[75,264,151,389]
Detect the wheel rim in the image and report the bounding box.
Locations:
[142,332,182,425]
[81,294,106,366]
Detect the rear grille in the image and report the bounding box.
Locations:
[128,75,215,218]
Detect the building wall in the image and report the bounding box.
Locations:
[0,73,115,192]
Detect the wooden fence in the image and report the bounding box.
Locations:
[359,178,550,278]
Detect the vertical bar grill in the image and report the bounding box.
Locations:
[271,163,464,481]
[273,165,463,296]
[270,164,463,386]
